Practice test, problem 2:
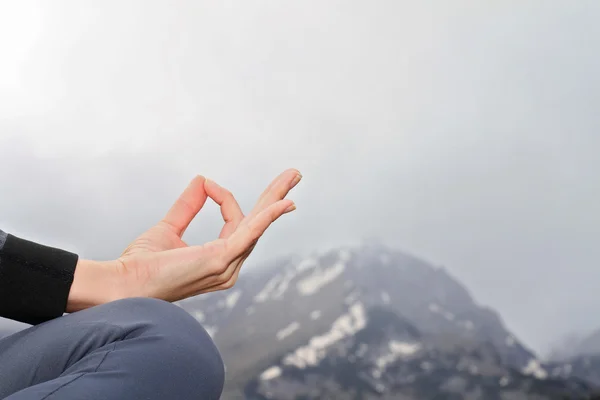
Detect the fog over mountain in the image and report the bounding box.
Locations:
[1,0,600,358]
[177,243,600,399]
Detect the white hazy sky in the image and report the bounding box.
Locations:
[1,1,599,355]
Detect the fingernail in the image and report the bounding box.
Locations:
[284,204,296,213]
[290,174,302,189]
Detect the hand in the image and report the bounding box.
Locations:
[109,168,301,302]
[66,168,301,312]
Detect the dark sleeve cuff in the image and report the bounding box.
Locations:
[0,232,79,325]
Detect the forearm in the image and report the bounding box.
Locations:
[66,259,120,313]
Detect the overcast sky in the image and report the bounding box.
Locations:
[1,1,599,355]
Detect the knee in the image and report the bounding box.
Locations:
[106,296,220,345]
[106,297,189,323]
[104,297,202,334]
[102,297,225,396]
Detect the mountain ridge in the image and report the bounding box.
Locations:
[175,242,587,399]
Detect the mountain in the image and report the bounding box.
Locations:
[546,333,587,362]
[176,242,598,399]
[548,330,600,363]
[544,330,600,388]
[247,307,593,400]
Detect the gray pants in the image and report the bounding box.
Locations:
[0,298,224,399]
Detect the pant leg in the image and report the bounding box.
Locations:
[0,297,224,400]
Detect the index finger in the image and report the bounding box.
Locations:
[204,178,245,239]
[245,168,301,221]
[226,199,295,259]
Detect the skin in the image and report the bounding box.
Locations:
[66,168,301,313]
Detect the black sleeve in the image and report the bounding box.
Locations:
[0,229,79,325]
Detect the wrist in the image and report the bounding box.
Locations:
[66,259,121,313]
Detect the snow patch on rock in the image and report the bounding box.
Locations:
[255,275,283,303]
[271,271,296,299]
[260,366,282,381]
[205,326,218,338]
[296,257,318,273]
[428,303,454,321]
[193,310,205,322]
[225,290,241,309]
[283,303,366,368]
[297,262,345,296]
[276,322,300,341]
[522,359,548,380]
[375,341,421,370]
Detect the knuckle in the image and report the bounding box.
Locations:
[249,224,262,240]
[216,263,229,275]
[209,260,229,275]
[222,189,233,200]
[239,223,258,242]
[218,268,233,283]
[221,278,236,289]
[177,197,196,214]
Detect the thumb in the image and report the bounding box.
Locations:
[161,175,209,237]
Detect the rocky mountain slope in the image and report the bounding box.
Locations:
[248,307,593,400]
[176,242,598,399]
[545,330,600,388]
